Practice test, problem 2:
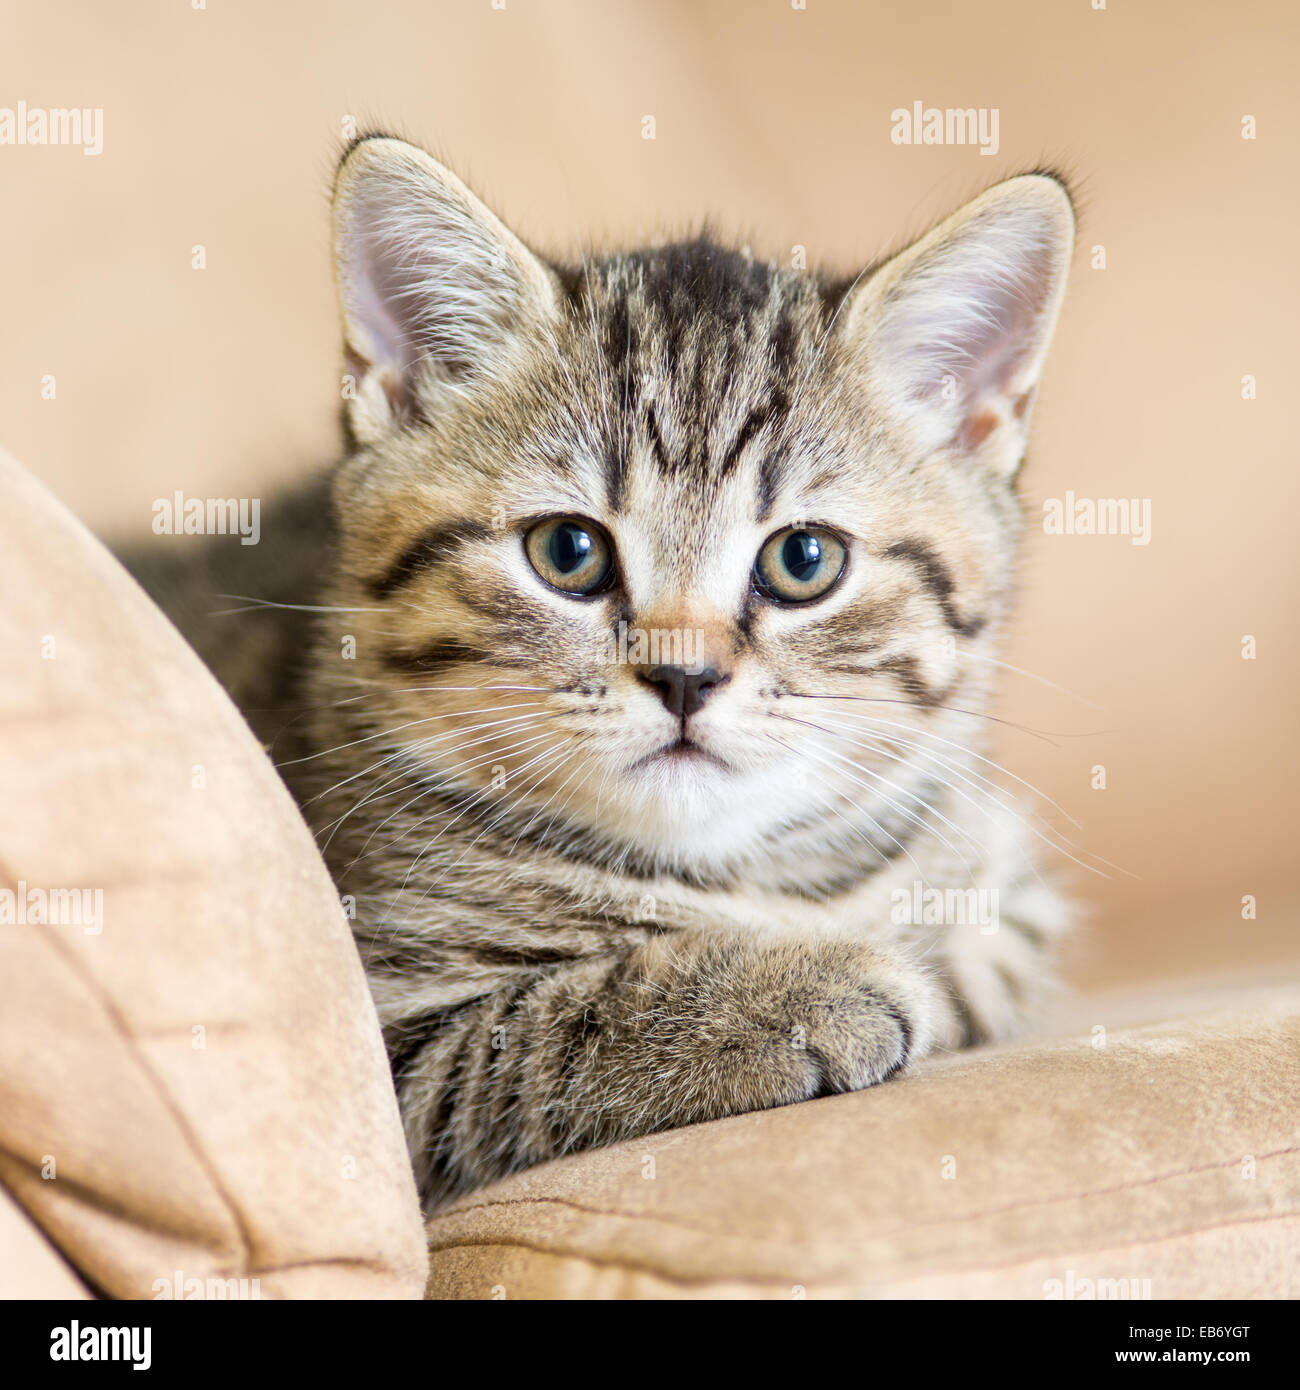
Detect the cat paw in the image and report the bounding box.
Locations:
[657,934,937,1120]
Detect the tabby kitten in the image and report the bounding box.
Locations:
[133,136,1075,1211]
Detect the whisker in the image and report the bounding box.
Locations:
[209,593,395,616]
[769,714,980,878]
[316,714,559,843]
[777,709,1072,893]
[282,701,549,771]
[347,725,561,855]
[384,739,578,921]
[777,707,1124,881]
[763,728,934,886]
[949,648,1106,712]
[791,703,1082,830]
[337,732,570,883]
[784,690,1064,745]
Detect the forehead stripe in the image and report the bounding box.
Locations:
[720,391,787,491]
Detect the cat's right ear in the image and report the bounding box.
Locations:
[332,137,560,441]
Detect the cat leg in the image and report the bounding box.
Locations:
[395,929,948,1208]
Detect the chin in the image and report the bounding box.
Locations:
[594,746,795,868]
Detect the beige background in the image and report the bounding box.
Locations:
[4,0,1297,987]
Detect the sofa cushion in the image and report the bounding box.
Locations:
[425,974,1300,1298]
[0,1185,90,1300]
[0,448,427,1299]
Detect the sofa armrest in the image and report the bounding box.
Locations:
[0,448,426,1299]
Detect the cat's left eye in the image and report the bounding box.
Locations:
[524,516,614,596]
[753,526,847,604]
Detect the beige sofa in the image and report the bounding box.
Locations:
[3,448,1297,1300]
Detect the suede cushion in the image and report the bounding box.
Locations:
[0,1186,90,1300]
[0,448,427,1298]
[425,974,1300,1298]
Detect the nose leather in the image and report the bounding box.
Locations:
[639,664,729,718]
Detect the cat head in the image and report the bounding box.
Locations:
[319,136,1073,879]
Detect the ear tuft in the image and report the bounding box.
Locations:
[842,174,1075,473]
[331,138,558,440]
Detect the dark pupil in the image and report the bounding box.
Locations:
[782,532,822,581]
[550,523,593,575]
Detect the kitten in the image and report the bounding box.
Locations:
[128,136,1075,1211]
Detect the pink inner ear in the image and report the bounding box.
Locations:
[339,167,528,398]
[882,219,1060,451]
[342,228,422,422]
[348,208,427,377]
[947,263,1046,404]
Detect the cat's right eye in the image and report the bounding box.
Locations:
[524,516,615,597]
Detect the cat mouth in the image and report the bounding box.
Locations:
[634,736,728,771]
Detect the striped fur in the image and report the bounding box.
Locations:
[125,138,1076,1210]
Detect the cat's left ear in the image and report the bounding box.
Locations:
[332,136,561,442]
[839,174,1074,476]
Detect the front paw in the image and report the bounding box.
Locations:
[641,934,937,1122]
[736,935,935,1094]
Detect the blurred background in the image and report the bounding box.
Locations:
[3,0,1297,988]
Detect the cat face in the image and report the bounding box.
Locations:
[320,139,1072,876]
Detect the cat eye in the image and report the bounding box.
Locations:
[753,526,847,604]
[524,516,615,596]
